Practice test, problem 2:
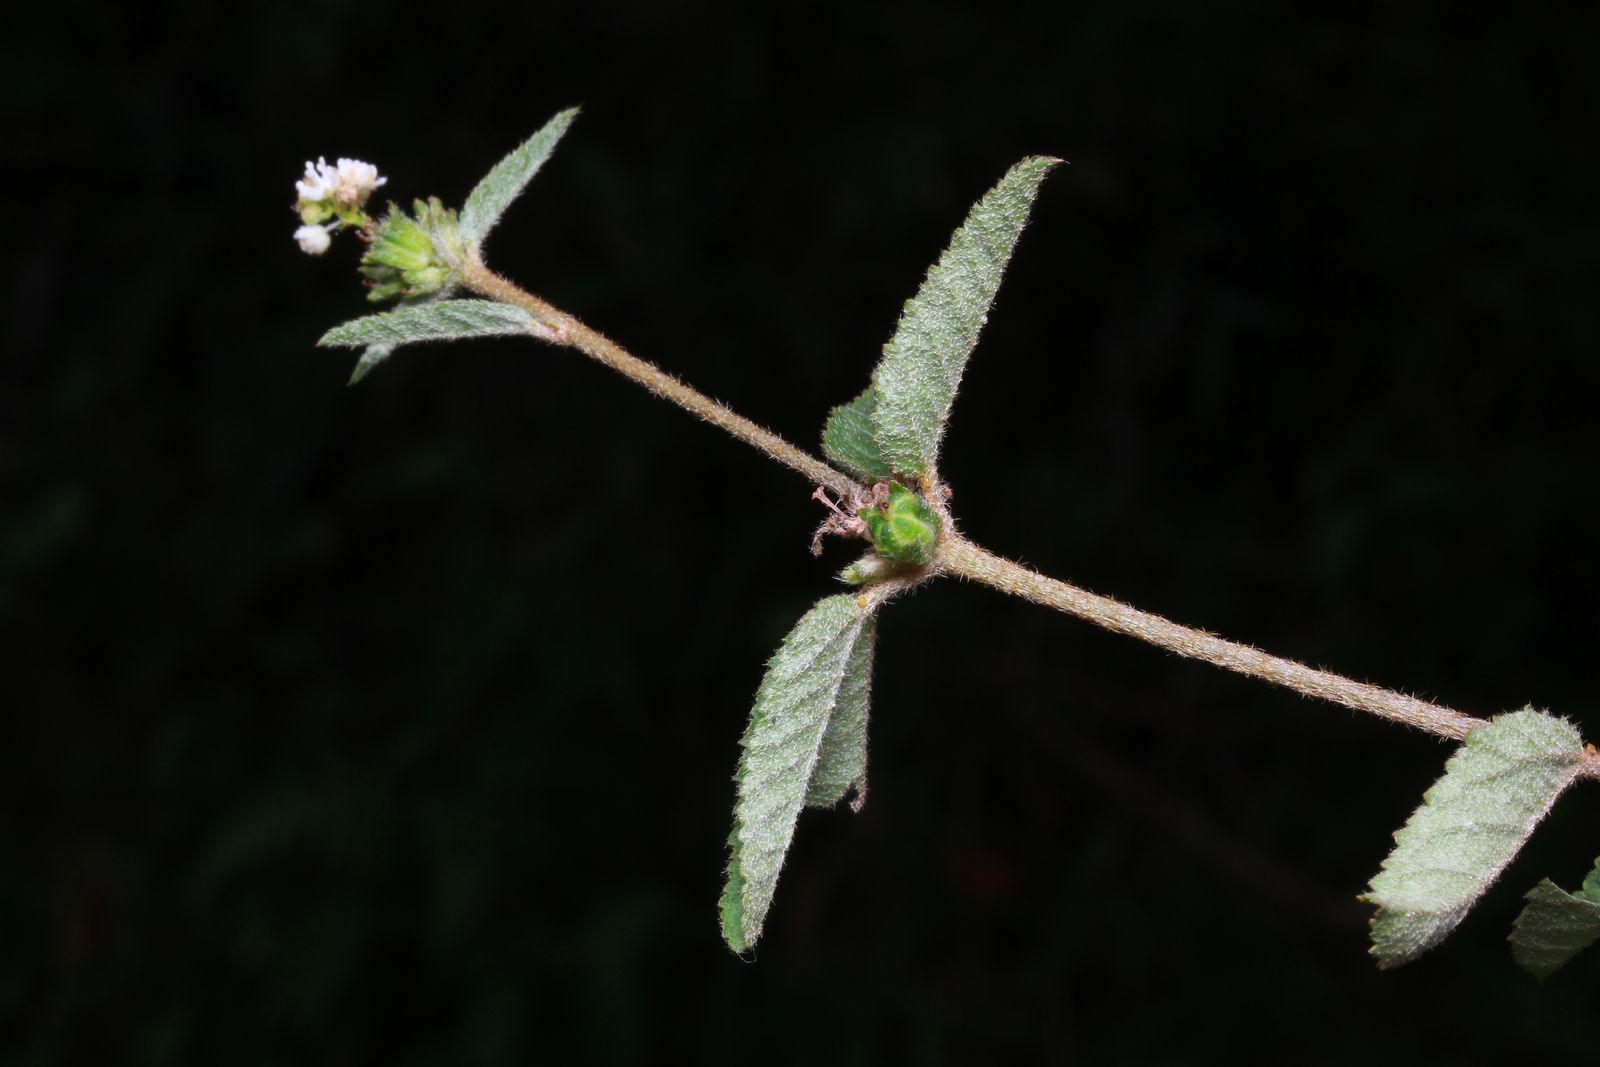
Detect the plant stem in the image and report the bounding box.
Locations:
[936,536,1489,741]
[459,262,1544,749]
[460,260,859,498]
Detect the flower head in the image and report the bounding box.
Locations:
[292,155,388,253]
[294,223,333,256]
[334,158,386,205]
[295,157,341,204]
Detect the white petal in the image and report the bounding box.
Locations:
[295,156,339,203]
[334,158,386,205]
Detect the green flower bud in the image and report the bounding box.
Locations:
[858,483,941,566]
[359,197,466,303]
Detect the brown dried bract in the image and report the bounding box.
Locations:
[809,482,891,556]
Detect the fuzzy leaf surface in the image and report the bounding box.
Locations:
[348,343,396,385]
[319,300,535,348]
[720,595,876,952]
[803,617,876,809]
[871,156,1059,481]
[822,387,892,481]
[1364,708,1584,968]
[459,107,579,249]
[1510,856,1600,979]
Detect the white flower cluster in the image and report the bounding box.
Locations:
[292,156,387,255]
[296,156,387,207]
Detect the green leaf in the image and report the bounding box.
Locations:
[1583,856,1600,902]
[1363,708,1584,968]
[459,107,580,249]
[319,299,535,348]
[804,615,876,810]
[1509,857,1600,979]
[348,343,396,385]
[871,156,1060,482]
[822,387,892,480]
[720,595,877,952]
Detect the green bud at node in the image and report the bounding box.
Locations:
[858,483,941,566]
[360,197,466,303]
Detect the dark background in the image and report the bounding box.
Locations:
[8,1,1599,1062]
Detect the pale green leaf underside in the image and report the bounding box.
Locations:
[1509,859,1600,979]
[319,300,535,348]
[805,614,876,809]
[1364,708,1584,968]
[348,343,396,385]
[871,155,1059,481]
[720,595,877,952]
[459,107,580,248]
[822,387,893,481]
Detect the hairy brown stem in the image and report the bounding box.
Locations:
[459,260,1537,747]
[936,536,1489,741]
[461,260,858,498]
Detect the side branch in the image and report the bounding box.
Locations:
[461,261,858,497]
[937,536,1488,741]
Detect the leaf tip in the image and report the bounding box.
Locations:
[1012,154,1066,178]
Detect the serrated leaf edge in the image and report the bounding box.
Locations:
[1509,875,1600,979]
[869,155,1060,482]
[318,299,535,348]
[459,107,580,248]
[720,596,877,951]
[1363,707,1584,968]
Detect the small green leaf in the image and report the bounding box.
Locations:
[1582,856,1600,902]
[822,387,893,480]
[838,553,899,586]
[348,343,396,385]
[459,107,580,250]
[1509,857,1600,979]
[319,299,535,348]
[721,595,877,952]
[871,156,1060,481]
[1363,708,1584,968]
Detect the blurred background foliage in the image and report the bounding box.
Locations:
[5,0,1599,1061]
